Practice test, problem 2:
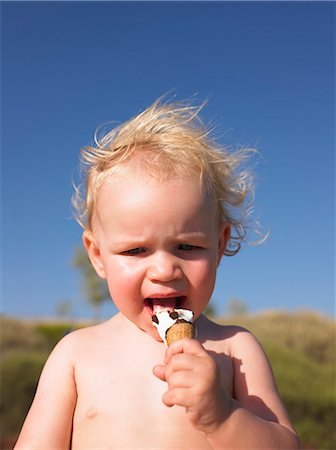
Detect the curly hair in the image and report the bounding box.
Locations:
[72,97,261,256]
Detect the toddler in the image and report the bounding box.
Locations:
[15,98,300,448]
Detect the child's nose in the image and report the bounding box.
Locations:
[147,252,183,283]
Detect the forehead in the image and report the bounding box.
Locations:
[93,162,217,232]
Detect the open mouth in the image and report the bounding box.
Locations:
[144,296,186,315]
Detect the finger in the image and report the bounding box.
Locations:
[164,353,197,380]
[166,369,195,390]
[153,364,167,382]
[162,386,193,408]
[164,338,207,364]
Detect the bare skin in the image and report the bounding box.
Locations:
[15,313,298,449]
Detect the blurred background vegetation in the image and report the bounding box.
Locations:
[1,310,335,449]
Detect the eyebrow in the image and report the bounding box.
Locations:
[112,231,209,248]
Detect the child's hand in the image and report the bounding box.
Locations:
[153,338,230,435]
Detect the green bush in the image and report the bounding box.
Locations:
[265,342,336,449]
[0,350,48,447]
[0,317,46,356]
[34,323,74,348]
[0,318,66,448]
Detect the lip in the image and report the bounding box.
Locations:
[144,294,186,316]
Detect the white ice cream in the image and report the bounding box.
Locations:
[152,308,194,345]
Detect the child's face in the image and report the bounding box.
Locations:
[84,161,228,342]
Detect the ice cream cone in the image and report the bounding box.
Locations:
[166,321,195,346]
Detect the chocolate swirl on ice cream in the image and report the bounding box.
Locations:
[152,309,196,346]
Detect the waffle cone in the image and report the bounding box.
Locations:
[166,322,195,346]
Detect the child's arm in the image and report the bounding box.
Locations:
[207,329,300,448]
[154,331,300,449]
[14,332,77,449]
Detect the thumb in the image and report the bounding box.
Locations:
[153,364,167,382]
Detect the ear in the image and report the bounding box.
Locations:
[217,223,230,266]
[82,230,106,279]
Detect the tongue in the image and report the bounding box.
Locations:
[152,298,176,313]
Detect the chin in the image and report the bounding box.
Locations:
[138,321,163,343]
[149,328,163,343]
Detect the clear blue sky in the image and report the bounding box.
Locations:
[2,2,334,319]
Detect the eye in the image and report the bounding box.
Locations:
[179,243,197,251]
[122,248,145,256]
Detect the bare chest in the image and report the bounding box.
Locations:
[72,361,205,447]
[71,338,233,448]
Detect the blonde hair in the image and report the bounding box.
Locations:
[73,97,261,256]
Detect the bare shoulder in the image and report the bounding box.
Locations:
[61,315,118,344]
[222,323,265,358]
[34,319,113,377]
[198,317,272,385]
[196,314,253,352]
[57,314,132,362]
[66,320,108,341]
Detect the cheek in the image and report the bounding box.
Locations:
[189,257,217,286]
[104,260,143,300]
[187,259,217,317]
